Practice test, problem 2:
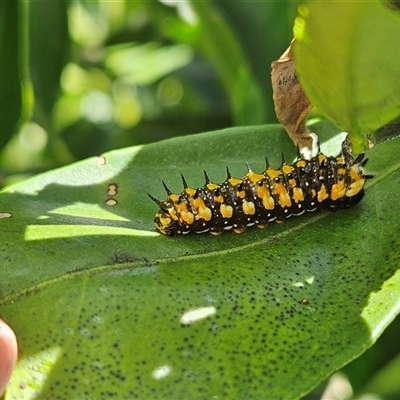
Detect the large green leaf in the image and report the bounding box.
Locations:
[294,1,400,153]
[0,1,29,149]
[185,0,268,125]
[29,0,69,121]
[1,123,400,399]
[213,0,295,122]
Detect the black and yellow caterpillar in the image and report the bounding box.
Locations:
[148,144,372,236]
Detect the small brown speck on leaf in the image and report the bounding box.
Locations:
[105,199,118,206]
[107,184,118,197]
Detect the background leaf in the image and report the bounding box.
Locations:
[1,1,297,186]
[294,1,400,152]
[1,123,400,399]
[214,0,294,122]
[0,1,25,148]
[187,0,268,125]
[28,0,71,165]
[29,0,70,121]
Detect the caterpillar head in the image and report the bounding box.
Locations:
[154,208,180,236]
[148,193,180,236]
[345,155,373,201]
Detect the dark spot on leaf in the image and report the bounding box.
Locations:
[108,253,149,265]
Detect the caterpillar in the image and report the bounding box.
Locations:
[148,143,372,236]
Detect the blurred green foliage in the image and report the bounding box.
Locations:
[0,0,293,187]
[294,1,400,153]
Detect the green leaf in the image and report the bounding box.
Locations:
[29,0,70,122]
[0,1,25,148]
[105,42,194,85]
[213,0,295,122]
[1,123,400,399]
[187,0,268,125]
[294,1,400,153]
[343,316,400,394]
[360,351,400,397]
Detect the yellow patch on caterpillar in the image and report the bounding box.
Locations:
[228,178,242,186]
[155,214,173,235]
[196,206,212,221]
[337,167,347,177]
[237,190,246,199]
[295,160,307,168]
[174,199,189,213]
[336,156,345,164]
[164,206,178,221]
[346,178,365,197]
[262,196,275,210]
[220,204,233,218]
[349,166,363,181]
[266,169,281,179]
[331,180,346,201]
[346,166,365,197]
[256,184,270,200]
[242,200,256,215]
[184,188,197,197]
[157,215,171,226]
[192,196,206,210]
[169,194,180,203]
[288,178,297,187]
[206,183,219,191]
[274,183,292,207]
[180,211,195,225]
[279,193,292,208]
[317,185,329,202]
[246,172,265,183]
[292,187,304,203]
[282,164,295,175]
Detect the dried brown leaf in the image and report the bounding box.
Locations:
[271,40,314,153]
